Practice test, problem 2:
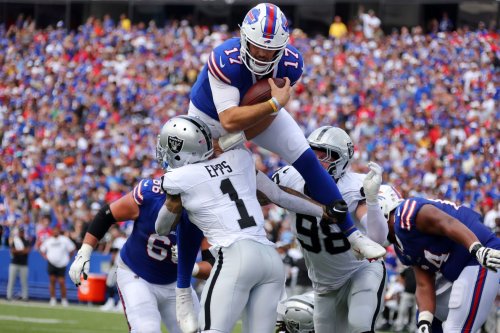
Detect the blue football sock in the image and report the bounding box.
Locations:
[176,211,204,288]
[292,148,356,235]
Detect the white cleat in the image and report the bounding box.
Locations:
[49,298,57,306]
[100,298,115,311]
[176,287,198,333]
[348,230,386,259]
[114,301,124,313]
[61,299,69,307]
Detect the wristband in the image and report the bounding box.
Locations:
[268,99,278,114]
[469,241,482,257]
[192,263,200,277]
[271,97,282,110]
[418,310,434,324]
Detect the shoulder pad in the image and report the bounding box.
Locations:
[208,38,244,86]
[277,45,304,85]
[132,178,165,205]
[397,198,420,232]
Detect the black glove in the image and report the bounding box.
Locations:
[417,320,432,333]
[324,199,348,224]
[275,320,287,333]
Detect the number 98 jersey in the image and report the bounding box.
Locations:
[119,178,178,285]
[162,148,274,248]
[272,166,368,293]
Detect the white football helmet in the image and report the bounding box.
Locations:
[240,3,290,76]
[307,126,354,180]
[378,185,404,221]
[156,115,214,169]
[283,294,315,333]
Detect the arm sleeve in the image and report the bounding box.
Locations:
[360,203,390,245]
[256,170,323,218]
[176,211,204,288]
[208,71,240,114]
[155,205,180,235]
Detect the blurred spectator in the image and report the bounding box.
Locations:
[6,226,31,301]
[0,14,497,260]
[329,16,348,39]
[358,6,381,39]
[119,14,131,31]
[40,225,76,306]
[439,12,454,32]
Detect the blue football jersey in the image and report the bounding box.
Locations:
[120,178,178,285]
[190,37,304,120]
[393,197,500,282]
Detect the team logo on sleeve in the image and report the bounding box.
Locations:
[167,136,184,153]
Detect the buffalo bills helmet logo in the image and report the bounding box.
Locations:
[244,8,260,25]
[281,14,289,33]
[167,136,184,153]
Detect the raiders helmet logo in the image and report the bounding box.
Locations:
[347,142,354,159]
[167,136,184,153]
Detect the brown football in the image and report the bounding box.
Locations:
[241,78,286,140]
[240,78,286,106]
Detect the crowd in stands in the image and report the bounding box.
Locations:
[0,14,499,280]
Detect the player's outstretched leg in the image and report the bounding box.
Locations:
[293,149,386,259]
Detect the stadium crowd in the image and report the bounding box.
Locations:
[0,13,499,289]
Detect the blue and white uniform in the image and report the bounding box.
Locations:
[190,37,303,121]
[116,178,199,333]
[393,197,500,332]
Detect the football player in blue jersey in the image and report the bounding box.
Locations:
[379,186,500,333]
[69,180,213,333]
[188,2,384,262]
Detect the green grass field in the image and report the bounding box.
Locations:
[0,300,396,332]
[0,300,243,333]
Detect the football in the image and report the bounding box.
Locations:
[241,78,286,140]
[240,78,286,106]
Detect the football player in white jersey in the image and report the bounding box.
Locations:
[155,115,347,333]
[272,126,389,333]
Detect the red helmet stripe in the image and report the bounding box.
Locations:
[263,4,277,38]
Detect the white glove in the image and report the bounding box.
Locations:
[69,243,93,286]
[171,244,178,264]
[470,242,500,271]
[176,287,198,333]
[363,161,383,205]
[417,311,433,333]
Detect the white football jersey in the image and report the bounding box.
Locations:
[163,148,273,248]
[273,166,368,293]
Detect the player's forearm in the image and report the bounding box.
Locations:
[219,103,276,132]
[255,170,323,217]
[443,219,481,250]
[364,203,389,245]
[82,233,100,249]
[155,204,181,236]
[414,267,436,313]
[193,261,212,280]
[415,284,436,314]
